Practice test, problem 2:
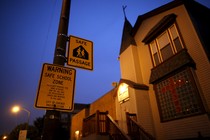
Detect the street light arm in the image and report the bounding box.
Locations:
[21,107,30,115]
[21,107,31,130]
[12,106,31,130]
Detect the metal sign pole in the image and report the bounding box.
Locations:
[42,0,71,140]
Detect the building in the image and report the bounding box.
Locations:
[71,0,210,139]
[60,103,90,139]
[42,103,89,140]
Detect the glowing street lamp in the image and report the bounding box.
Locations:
[11,105,31,130]
[12,106,20,113]
[2,135,8,140]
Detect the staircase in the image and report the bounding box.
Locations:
[82,111,155,140]
[126,112,155,140]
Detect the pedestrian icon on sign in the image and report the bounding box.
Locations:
[68,35,93,70]
[73,45,89,60]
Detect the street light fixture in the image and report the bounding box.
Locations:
[11,105,31,130]
[2,135,8,140]
[11,106,20,113]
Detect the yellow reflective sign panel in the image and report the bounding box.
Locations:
[35,63,76,112]
[67,35,93,70]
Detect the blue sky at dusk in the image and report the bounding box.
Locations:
[0,0,209,135]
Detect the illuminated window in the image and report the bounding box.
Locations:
[154,68,205,122]
[118,83,129,103]
[149,24,184,66]
[75,130,81,140]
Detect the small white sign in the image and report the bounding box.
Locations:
[35,63,76,112]
[18,130,27,140]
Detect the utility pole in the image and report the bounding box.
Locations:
[42,0,71,140]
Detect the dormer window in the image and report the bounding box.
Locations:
[149,24,184,66]
[143,14,184,67]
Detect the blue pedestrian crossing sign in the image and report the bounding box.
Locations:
[67,35,93,70]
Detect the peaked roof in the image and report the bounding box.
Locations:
[112,78,149,98]
[119,17,136,55]
[142,13,177,44]
[119,0,210,60]
[132,0,210,36]
[119,78,149,90]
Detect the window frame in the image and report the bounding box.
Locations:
[149,23,184,66]
[153,67,205,122]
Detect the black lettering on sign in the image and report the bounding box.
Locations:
[69,58,90,66]
[47,65,72,75]
[45,73,55,78]
[57,75,71,81]
[53,79,63,85]
[76,39,87,46]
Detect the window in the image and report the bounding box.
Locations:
[75,130,81,140]
[60,113,69,122]
[154,68,205,122]
[118,83,129,103]
[149,24,184,66]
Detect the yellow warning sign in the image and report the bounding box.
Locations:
[67,35,93,70]
[35,63,76,112]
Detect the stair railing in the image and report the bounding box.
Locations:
[126,112,155,140]
[82,111,131,140]
[106,114,131,140]
[82,110,108,137]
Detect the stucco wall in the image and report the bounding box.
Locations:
[71,108,89,140]
[89,88,117,120]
